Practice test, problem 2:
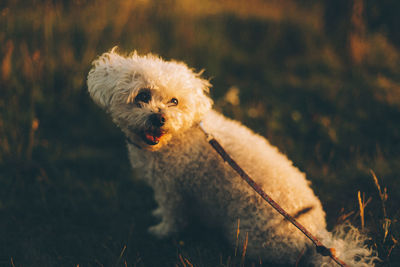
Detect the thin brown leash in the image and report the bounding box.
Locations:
[199,122,349,267]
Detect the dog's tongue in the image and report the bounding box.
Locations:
[145,132,160,143]
[144,130,163,145]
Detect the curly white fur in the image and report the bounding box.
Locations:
[87,48,378,266]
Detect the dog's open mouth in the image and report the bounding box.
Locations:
[141,129,165,145]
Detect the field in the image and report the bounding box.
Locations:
[1,0,399,266]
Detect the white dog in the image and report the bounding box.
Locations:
[87,48,377,266]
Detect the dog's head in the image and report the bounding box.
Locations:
[87,48,213,150]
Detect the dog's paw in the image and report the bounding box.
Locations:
[151,208,163,218]
[148,221,174,238]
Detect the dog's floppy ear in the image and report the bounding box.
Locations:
[87,47,126,109]
[192,75,213,122]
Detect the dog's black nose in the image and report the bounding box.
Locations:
[149,113,166,127]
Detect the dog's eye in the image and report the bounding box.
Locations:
[169,98,178,106]
[135,90,151,104]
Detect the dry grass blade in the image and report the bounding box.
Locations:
[370,169,392,243]
[115,245,127,267]
[387,236,398,259]
[336,209,355,225]
[179,254,187,267]
[382,219,392,243]
[184,257,194,267]
[370,169,388,217]
[358,191,365,230]
[235,218,240,257]
[241,232,248,267]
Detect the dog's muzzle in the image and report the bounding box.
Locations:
[141,113,166,145]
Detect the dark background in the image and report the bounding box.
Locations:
[1,0,399,266]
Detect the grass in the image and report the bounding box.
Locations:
[1,0,399,266]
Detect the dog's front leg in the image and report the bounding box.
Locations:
[148,183,186,238]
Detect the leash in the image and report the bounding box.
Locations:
[199,122,349,267]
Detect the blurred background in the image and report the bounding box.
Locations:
[1,0,399,266]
